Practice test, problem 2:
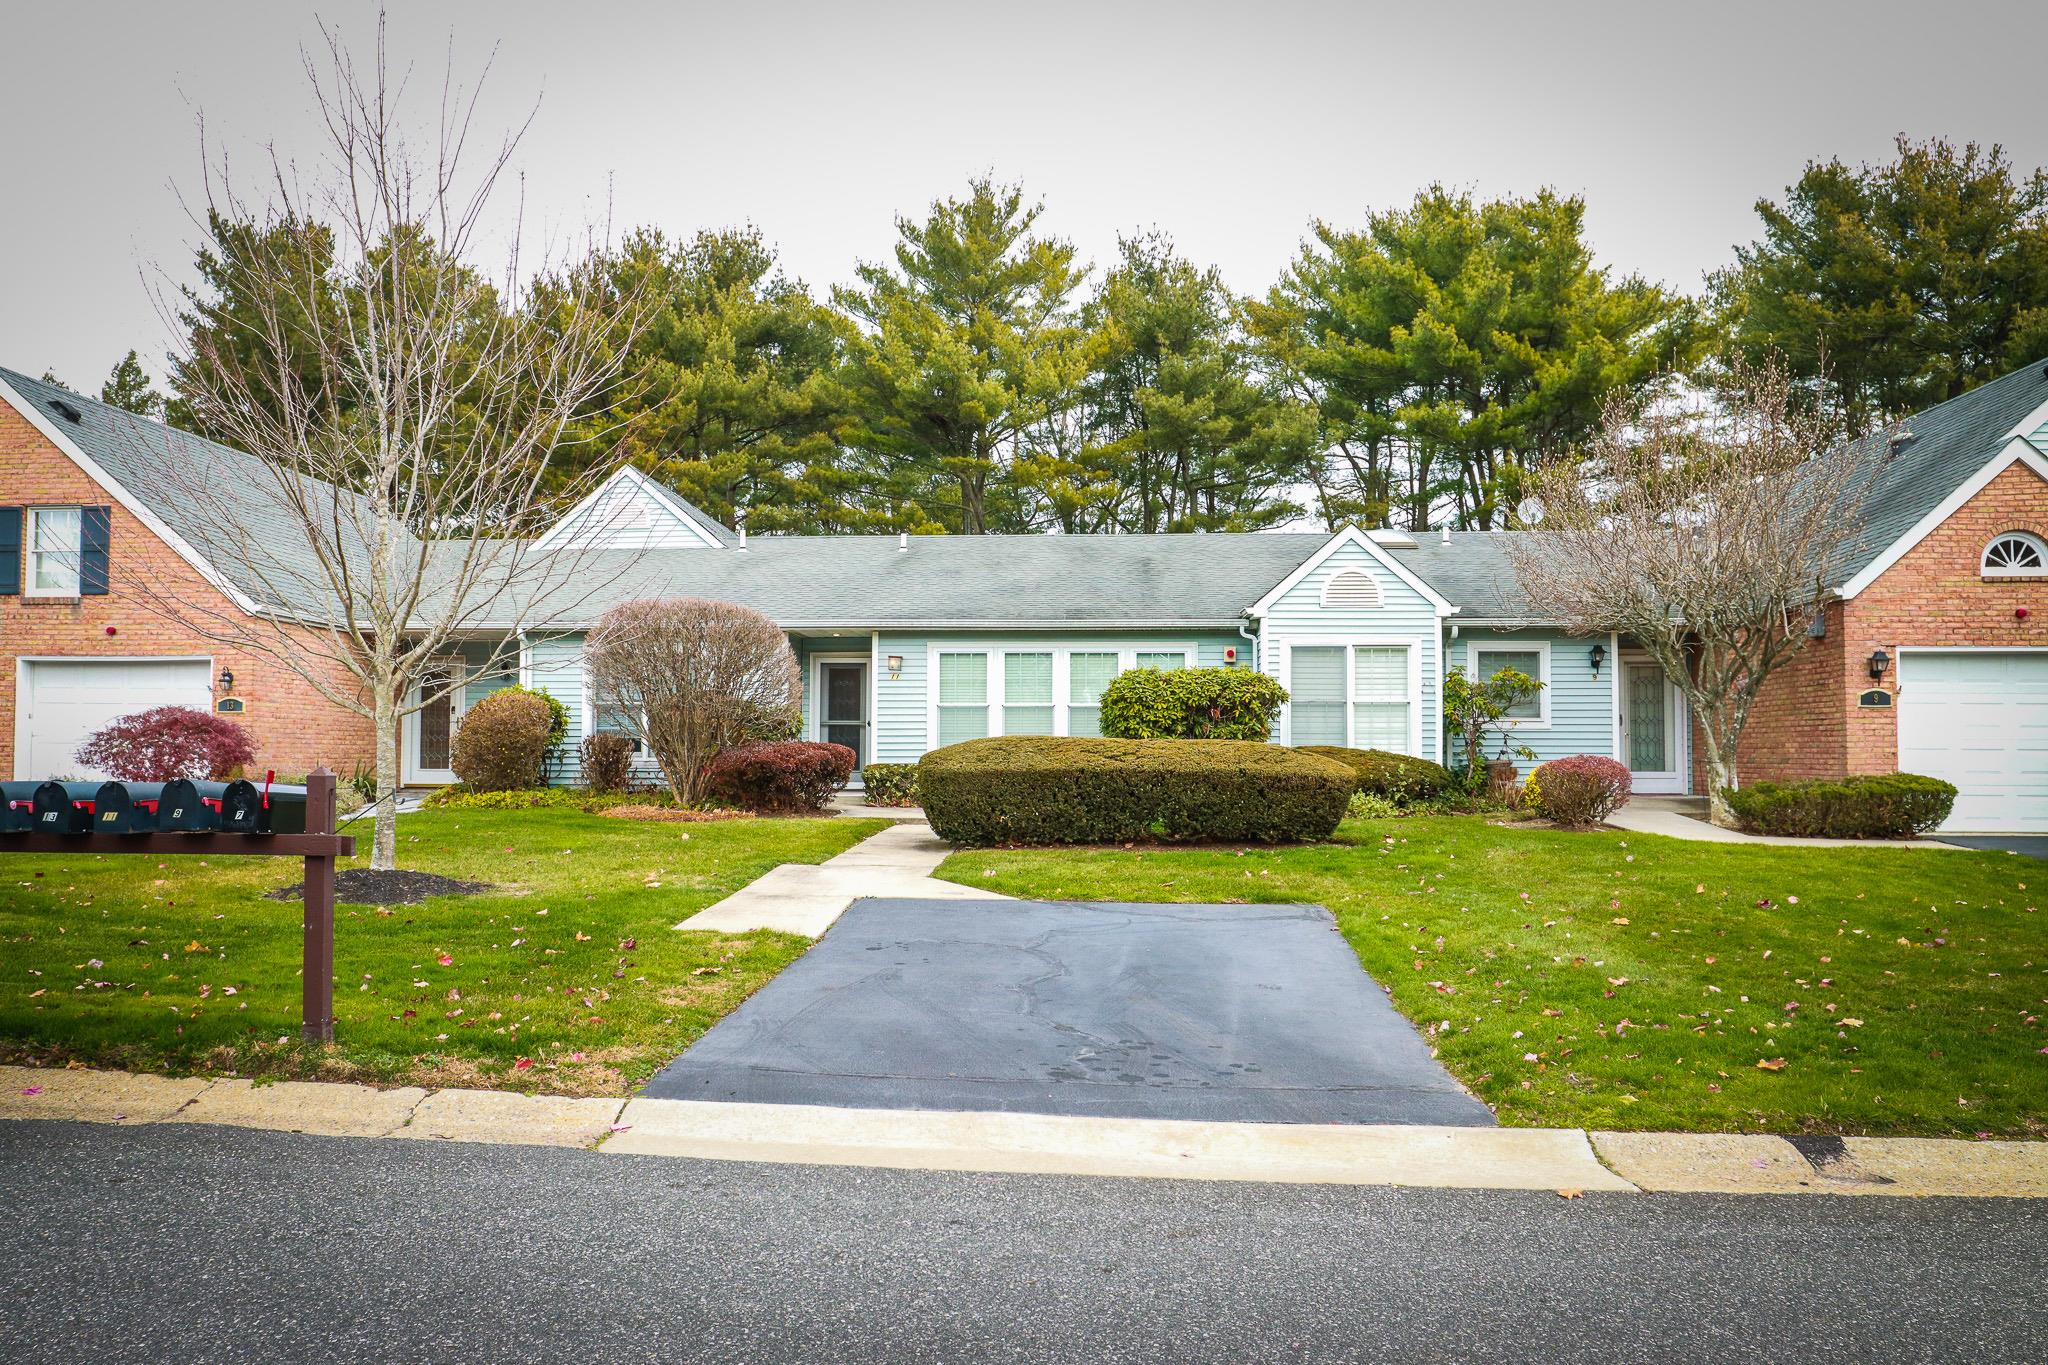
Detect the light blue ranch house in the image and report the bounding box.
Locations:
[461,467,1686,794]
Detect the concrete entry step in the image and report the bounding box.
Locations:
[643,897,1495,1127]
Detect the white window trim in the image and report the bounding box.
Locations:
[24,505,83,598]
[1467,638,1552,730]
[1278,637,1422,756]
[923,643,1198,749]
[1981,530,2048,578]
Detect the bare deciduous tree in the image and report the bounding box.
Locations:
[1507,359,1885,827]
[582,598,801,804]
[143,18,643,869]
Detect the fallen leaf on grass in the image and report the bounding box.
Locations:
[19,1086,42,1096]
[1841,1018,1864,1028]
[1756,1058,1787,1071]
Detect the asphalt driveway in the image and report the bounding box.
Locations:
[643,896,1494,1126]
[1940,835,2048,859]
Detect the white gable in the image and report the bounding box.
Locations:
[535,467,726,552]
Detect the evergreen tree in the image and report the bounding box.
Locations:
[1042,232,1311,532]
[544,227,855,531]
[834,178,1089,533]
[100,350,166,417]
[1713,136,2048,433]
[1249,187,1695,529]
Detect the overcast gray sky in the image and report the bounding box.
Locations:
[5,0,2046,393]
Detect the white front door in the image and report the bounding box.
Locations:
[1619,653,1685,794]
[1897,649,2048,832]
[16,657,213,779]
[403,659,466,785]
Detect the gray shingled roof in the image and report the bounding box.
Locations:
[1827,359,2048,585]
[501,533,1338,628]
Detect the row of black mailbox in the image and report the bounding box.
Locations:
[2,779,311,835]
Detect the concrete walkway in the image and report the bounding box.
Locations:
[1606,795,1969,850]
[5,1064,2045,1196]
[677,820,1005,936]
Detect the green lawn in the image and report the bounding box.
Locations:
[0,809,885,1095]
[936,816,2047,1137]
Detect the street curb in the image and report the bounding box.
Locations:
[3,1064,2043,1196]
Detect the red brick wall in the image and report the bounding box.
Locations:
[0,400,377,779]
[1719,458,2048,788]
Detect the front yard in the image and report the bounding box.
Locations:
[936,816,2047,1138]
[0,809,885,1095]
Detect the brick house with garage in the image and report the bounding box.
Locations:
[0,368,374,781]
[2,356,2044,831]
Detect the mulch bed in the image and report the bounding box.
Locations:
[267,868,494,906]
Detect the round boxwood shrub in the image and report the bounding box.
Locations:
[1298,747,1455,804]
[1723,773,1957,839]
[1098,667,1289,740]
[704,741,856,814]
[450,690,555,793]
[1525,754,1632,826]
[918,736,1354,846]
[860,762,920,807]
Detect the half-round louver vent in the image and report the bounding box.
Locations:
[1321,569,1382,608]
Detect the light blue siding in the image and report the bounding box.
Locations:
[874,633,930,764]
[1453,628,1615,768]
[1258,538,1443,761]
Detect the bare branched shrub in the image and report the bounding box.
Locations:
[1507,359,1885,827]
[138,18,645,868]
[582,599,801,804]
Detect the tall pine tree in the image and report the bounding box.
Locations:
[834,178,1088,533]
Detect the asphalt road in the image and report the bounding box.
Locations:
[2,1122,2043,1363]
[647,897,1493,1125]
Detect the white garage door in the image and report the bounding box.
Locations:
[1897,650,2048,833]
[16,658,213,780]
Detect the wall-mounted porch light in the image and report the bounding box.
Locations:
[886,654,904,680]
[1867,648,1890,682]
[218,667,236,694]
[1588,643,1607,678]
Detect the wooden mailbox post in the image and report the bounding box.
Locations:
[0,767,355,1042]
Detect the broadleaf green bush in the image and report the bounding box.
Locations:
[1299,747,1455,804]
[860,762,920,807]
[917,736,1353,846]
[1723,773,1957,839]
[1098,667,1288,741]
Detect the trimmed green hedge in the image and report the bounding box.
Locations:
[1723,773,1958,839]
[860,762,919,807]
[1298,747,1455,803]
[918,736,1354,846]
[1098,667,1288,740]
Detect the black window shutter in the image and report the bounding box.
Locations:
[0,507,20,595]
[80,506,111,596]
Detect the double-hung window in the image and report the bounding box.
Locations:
[1288,642,1416,753]
[28,507,82,597]
[1066,652,1119,737]
[1003,653,1055,734]
[936,652,991,745]
[1470,644,1547,725]
[1352,646,1411,749]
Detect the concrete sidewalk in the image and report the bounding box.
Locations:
[5,1063,2045,1196]
[1606,795,1970,850]
[677,820,1003,936]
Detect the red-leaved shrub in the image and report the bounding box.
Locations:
[74,705,258,781]
[704,741,855,814]
[1528,754,1632,826]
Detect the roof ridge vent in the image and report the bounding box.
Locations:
[1366,527,1417,548]
[49,398,82,423]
